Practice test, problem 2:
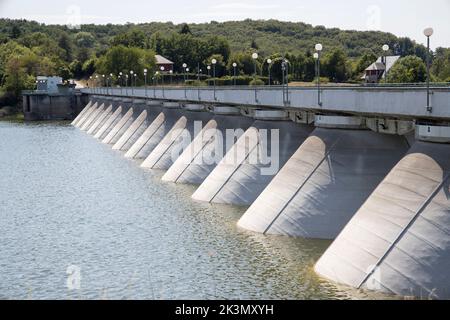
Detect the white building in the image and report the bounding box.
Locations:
[36,76,63,93]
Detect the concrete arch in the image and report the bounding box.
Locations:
[238,129,410,239]
[80,103,105,131]
[314,141,450,298]
[75,102,98,128]
[94,105,123,140]
[87,104,113,135]
[162,114,254,184]
[192,121,314,206]
[141,110,214,170]
[71,100,92,126]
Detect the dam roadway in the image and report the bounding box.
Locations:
[74,85,450,299]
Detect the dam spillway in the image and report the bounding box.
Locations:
[71,91,450,299]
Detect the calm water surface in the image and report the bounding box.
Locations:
[0,120,389,300]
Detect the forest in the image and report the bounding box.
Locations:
[1,18,449,107]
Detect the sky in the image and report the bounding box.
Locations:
[1,0,449,49]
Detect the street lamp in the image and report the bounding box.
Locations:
[144,68,148,97]
[160,66,165,97]
[252,53,258,81]
[169,70,173,85]
[267,59,272,86]
[232,62,237,86]
[315,44,323,106]
[102,74,105,94]
[182,63,187,86]
[130,70,134,95]
[424,27,434,112]
[212,58,217,100]
[125,74,129,95]
[382,44,389,84]
[207,65,211,77]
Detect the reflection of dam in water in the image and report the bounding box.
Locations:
[72,93,450,300]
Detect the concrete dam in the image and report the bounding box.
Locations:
[73,85,450,299]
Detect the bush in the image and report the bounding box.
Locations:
[206,75,268,86]
[249,78,265,86]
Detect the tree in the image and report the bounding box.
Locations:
[58,33,73,61]
[431,47,450,81]
[111,29,147,49]
[323,48,350,82]
[10,24,21,39]
[95,45,156,84]
[251,39,259,50]
[75,32,95,48]
[69,60,83,78]
[82,58,97,76]
[180,23,192,35]
[4,56,34,100]
[354,52,377,76]
[387,55,426,83]
[205,54,226,77]
[227,52,256,76]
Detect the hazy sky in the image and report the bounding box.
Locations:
[1,0,449,49]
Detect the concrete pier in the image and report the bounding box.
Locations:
[87,103,113,135]
[125,105,184,160]
[192,114,314,205]
[162,106,254,184]
[112,101,163,152]
[75,101,98,129]
[238,126,410,239]
[102,100,135,144]
[141,104,214,170]
[71,100,92,126]
[80,103,105,131]
[314,141,450,298]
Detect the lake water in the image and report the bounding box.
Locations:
[0,120,390,300]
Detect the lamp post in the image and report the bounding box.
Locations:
[169,70,173,85]
[118,72,122,95]
[125,74,129,96]
[182,63,187,84]
[130,70,134,95]
[144,69,148,97]
[109,73,113,95]
[160,66,165,97]
[207,65,211,78]
[382,44,389,84]
[232,62,237,86]
[424,27,434,113]
[212,58,217,100]
[266,59,272,86]
[182,63,187,98]
[102,74,105,94]
[89,76,92,91]
[252,53,258,82]
[315,43,323,106]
